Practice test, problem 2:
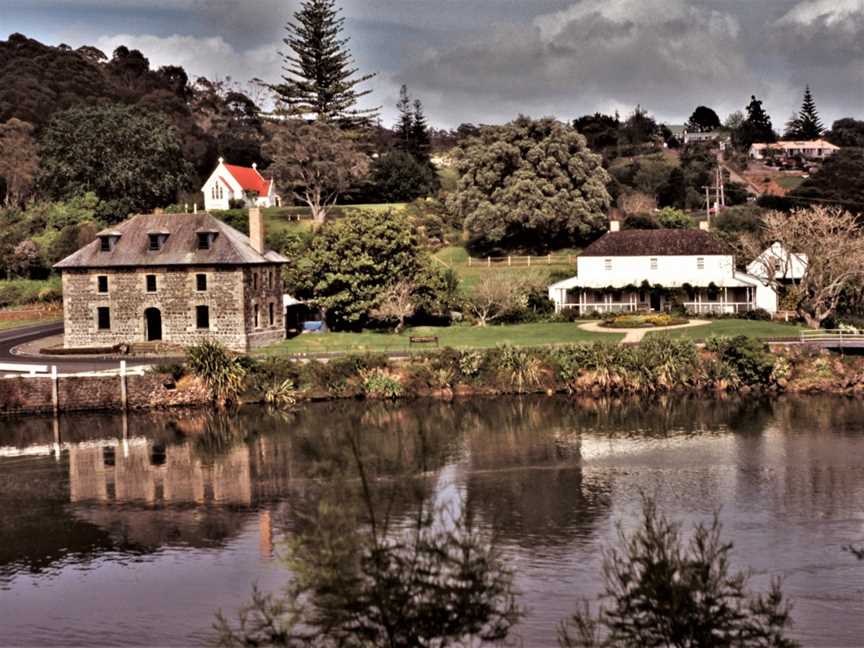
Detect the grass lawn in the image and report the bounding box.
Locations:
[260,322,623,355]
[434,245,578,291]
[647,319,804,341]
[776,176,805,191]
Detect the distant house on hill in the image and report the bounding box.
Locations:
[54,208,286,352]
[682,130,730,150]
[749,139,838,160]
[548,221,778,315]
[201,158,279,211]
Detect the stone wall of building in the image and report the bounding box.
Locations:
[62,266,251,352]
[241,265,286,350]
[0,373,209,415]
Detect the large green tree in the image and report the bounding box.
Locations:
[448,116,611,254]
[264,119,369,225]
[686,105,721,133]
[784,86,824,140]
[734,95,776,150]
[275,0,378,125]
[790,148,864,210]
[370,150,439,203]
[287,210,448,329]
[827,118,864,148]
[37,104,191,219]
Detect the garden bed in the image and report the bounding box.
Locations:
[601,314,689,329]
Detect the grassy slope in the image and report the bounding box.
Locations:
[647,319,804,340]
[434,245,577,291]
[0,317,62,331]
[261,322,623,355]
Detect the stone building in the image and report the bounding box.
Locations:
[54,208,286,352]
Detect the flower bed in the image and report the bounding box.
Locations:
[601,314,689,329]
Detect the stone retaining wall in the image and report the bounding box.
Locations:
[0,372,209,415]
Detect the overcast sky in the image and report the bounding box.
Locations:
[3,0,863,129]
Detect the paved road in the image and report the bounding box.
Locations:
[0,322,168,373]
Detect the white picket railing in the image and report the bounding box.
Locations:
[467,254,576,267]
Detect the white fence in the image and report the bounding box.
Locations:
[682,302,754,315]
[467,254,576,267]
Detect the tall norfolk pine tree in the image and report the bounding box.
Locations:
[276,0,379,125]
[784,85,824,140]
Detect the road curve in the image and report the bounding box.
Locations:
[0,322,171,373]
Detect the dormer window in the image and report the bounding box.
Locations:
[197,231,217,250]
[98,233,120,252]
[148,232,169,251]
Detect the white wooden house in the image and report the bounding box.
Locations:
[548,222,778,315]
[749,140,838,160]
[201,158,279,211]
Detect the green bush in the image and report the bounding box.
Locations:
[360,367,404,399]
[186,340,248,404]
[705,335,776,386]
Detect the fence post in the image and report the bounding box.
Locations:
[548,254,551,265]
[527,256,531,267]
[51,365,59,415]
[487,257,491,267]
[468,256,472,267]
[120,360,128,411]
[508,256,511,267]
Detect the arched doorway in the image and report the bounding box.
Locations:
[144,307,162,342]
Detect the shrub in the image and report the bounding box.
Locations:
[601,314,688,328]
[496,345,545,392]
[186,340,248,405]
[705,335,776,387]
[263,379,297,409]
[742,308,772,321]
[151,362,186,381]
[360,367,404,399]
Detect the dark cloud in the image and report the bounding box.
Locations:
[2,0,861,128]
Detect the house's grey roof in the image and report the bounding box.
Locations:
[581,229,732,257]
[55,212,286,269]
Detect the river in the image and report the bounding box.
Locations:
[1,396,863,646]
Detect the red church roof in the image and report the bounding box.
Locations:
[223,163,273,196]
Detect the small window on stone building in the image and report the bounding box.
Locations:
[146,274,157,292]
[252,271,258,291]
[196,273,207,291]
[268,302,274,326]
[97,307,111,330]
[97,275,109,293]
[254,304,260,328]
[197,232,212,250]
[148,233,167,251]
[100,236,111,252]
[196,305,210,330]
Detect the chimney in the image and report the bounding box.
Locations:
[699,219,710,231]
[249,207,265,254]
[609,220,621,233]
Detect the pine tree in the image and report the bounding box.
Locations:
[733,95,776,149]
[410,98,432,164]
[394,84,413,151]
[276,0,379,125]
[785,85,824,140]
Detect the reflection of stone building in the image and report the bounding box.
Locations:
[69,441,252,506]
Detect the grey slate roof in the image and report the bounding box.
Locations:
[581,229,731,257]
[54,212,286,269]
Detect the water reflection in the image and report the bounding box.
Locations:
[1,396,863,646]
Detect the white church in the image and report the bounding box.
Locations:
[201,158,280,211]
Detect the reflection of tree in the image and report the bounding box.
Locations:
[217,415,521,647]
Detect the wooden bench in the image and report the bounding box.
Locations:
[409,335,439,348]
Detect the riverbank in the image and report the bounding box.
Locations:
[2,337,863,415]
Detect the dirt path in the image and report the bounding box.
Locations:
[579,320,712,344]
